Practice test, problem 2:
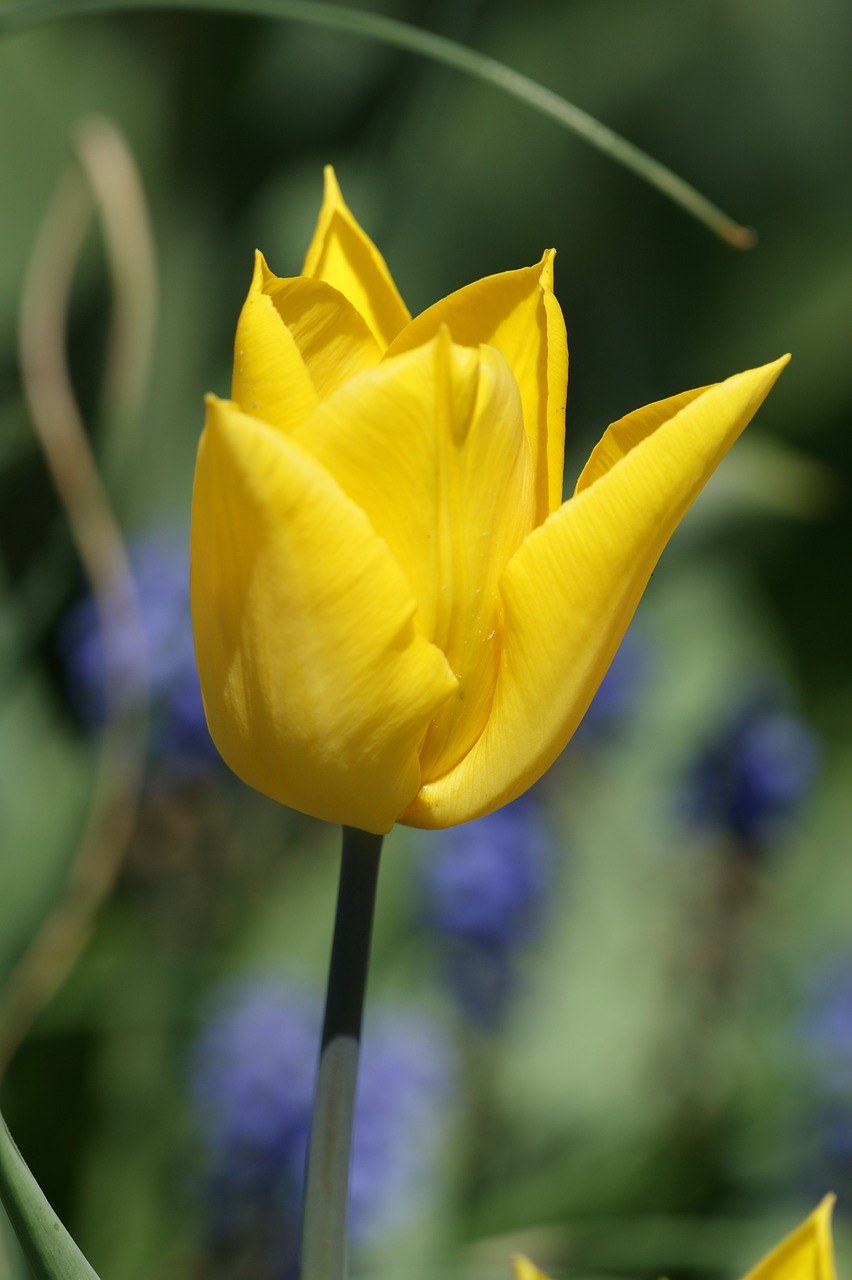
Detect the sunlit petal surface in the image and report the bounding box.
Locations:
[191,397,455,833]
[293,329,533,779]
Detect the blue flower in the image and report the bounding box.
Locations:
[59,530,217,773]
[798,965,852,1209]
[189,978,453,1273]
[804,967,852,1092]
[350,1012,454,1243]
[683,686,820,850]
[420,795,552,1026]
[192,981,317,1200]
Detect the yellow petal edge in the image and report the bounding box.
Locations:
[742,1196,837,1280]
[512,1195,836,1280]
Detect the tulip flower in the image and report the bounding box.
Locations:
[513,1195,837,1280]
[191,167,788,835]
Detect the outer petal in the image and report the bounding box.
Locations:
[292,330,534,781]
[386,253,567,524]
[191,397,456,834]
[301,165,411,350]
[403,356,789,828]
[740,1197,836,1280]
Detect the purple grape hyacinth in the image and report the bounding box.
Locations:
[683,686,820,853]
[799,964,852,1209]
[190,979,453,1277]
[420,795,552,1027]
[59,530,217,774]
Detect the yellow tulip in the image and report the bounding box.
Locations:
[191,167,789,835]
[512,1195,837,1280]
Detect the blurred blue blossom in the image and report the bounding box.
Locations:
[59,530,217,774]
[804,967,852,1093]
[420,795,552,1027]
[683,687,820,851]
[190,978,453,1275]
[799,964,852,1207]
[350,1012,454,1242]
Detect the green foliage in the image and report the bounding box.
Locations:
[0,1111,100,1279]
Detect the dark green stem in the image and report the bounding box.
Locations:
[300,826,383,1280]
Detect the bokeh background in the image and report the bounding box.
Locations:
[1,1,851,1279]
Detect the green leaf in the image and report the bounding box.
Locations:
[0,1111,101,1280]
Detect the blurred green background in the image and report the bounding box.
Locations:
[1,1,851,1279]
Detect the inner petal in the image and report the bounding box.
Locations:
[386,253,567,524]
[259,262,382,400]
[301,166,411,350]
[291,330,534,781]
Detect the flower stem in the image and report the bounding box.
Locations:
[300,825,384,1280]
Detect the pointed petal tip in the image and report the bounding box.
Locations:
[249,249,282,298]
[764,351,791,374]
[535,248,556,290]
[730,351,791,402]
[203,394,246,439]
[819,1191,837,1216]
[435,321,454,350]
[250,248,270,289]
[751,351,790,378]
[322,163,343,204]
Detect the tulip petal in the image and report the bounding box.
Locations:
[511,1199,836,1280]
[301,165,411,350]
[258,255,383,398]
[292,330,534,781]
[513,1261,551,1280]
[386,252,568,523]
[191,397,457,834]
[574,384,709,493]
[232,252,319,432]
[233,251,382,425]
[740,1197,836,1280]
[403,356,789,827]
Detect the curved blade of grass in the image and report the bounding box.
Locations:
[0,1112,101,1280]
[0,0,755,248]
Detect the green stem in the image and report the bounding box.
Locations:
[0,1110,101,1280]
[300,826,383,1280]
[0,0,755,248]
